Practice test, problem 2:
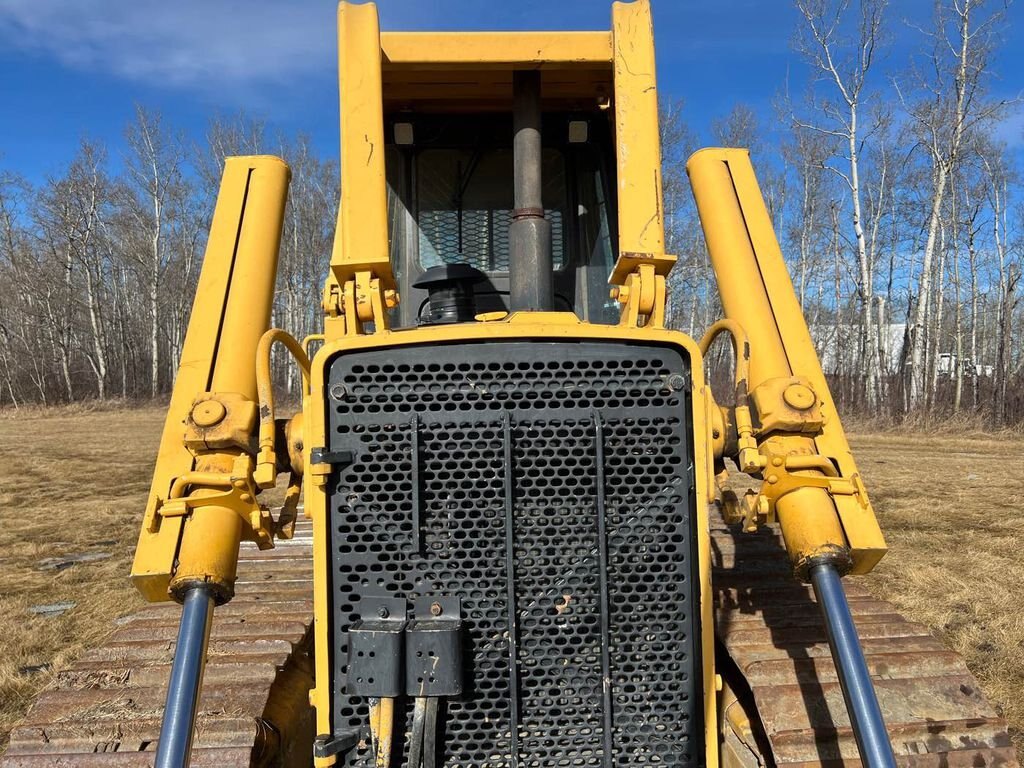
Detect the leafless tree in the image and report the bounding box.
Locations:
[793,0,888,412]
[898,0,1012,410]
[124,106,185,397]
[659,99,706,335]
[0,9,1021,426]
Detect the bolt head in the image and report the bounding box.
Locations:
[667,374,687,391]
[783,383,816,411]
[191,400,226,427]
[329,384,348,401]
[430,602,443,617]
[377,606,390,619]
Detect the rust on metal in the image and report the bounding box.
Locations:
[1,521,315,768]
[711,512,1018,768]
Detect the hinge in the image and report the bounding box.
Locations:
[610,252,676,329]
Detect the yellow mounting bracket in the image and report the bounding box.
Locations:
[719,488,770,533]
[322,271,398,336]
[149,453,275,550]
[183,392,258,456]
[322,1,401,339]
[736,438,870,532]
[611,254,676,328]
[750,376,824,435]
[721,371,869,535]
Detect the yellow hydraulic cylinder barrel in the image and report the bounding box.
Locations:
[686,152,789,388]
[171,495,244,599]
[168,156,290,602]
[210,159,290,401]
[132,155,291,602]
[687,148,848,574]
[772,483,848,572]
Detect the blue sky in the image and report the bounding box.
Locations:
[0,0,1021,184]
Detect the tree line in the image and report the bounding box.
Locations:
[0,112,336,406]
[1,0,1021,426]
[664,0,1022,425]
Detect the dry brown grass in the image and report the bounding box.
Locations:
[0,406,1021,758]
[0,405,161,752]
[852,431,1024,755]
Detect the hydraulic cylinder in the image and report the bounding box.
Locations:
[142,156,290,767]
[687,147,895,768]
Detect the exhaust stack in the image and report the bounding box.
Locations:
[509,70,553,312]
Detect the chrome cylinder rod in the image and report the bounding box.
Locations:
[155,585,215,768]
[809,563,896,768]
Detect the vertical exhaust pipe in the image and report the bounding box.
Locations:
[509,70,553,312]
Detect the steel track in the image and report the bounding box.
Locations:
[4,512,1017,768]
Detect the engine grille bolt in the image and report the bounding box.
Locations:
[667,374,687,391]
[377,606,390,619]
[330,384,348,401]
[430,602,443,617]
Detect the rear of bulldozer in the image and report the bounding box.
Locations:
[2,2,1017,768]
[305,4,719,765]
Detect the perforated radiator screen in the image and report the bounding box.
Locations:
[325,340,702,767]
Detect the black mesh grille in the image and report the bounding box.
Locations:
[417,207,565,272]
[326,340,700,767]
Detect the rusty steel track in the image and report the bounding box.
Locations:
[1,520,315,768]
[712,512,1019,768]
[4,509,1018,768]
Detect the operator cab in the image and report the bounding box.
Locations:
[380,43,621,327]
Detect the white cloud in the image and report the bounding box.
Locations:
[0,0,338,89]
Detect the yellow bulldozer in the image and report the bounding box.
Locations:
[2,2,1015,768]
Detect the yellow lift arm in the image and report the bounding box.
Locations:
[689,147,894,767]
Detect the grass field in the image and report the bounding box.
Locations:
[0,405,158,753]
[851,430,1024,756]
[0,405,1021,757]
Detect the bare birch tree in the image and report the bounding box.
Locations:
[794,0,887,412]
[899,0,1011,411]
[124,106,184,397]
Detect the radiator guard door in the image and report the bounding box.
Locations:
[325,339,702,767]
